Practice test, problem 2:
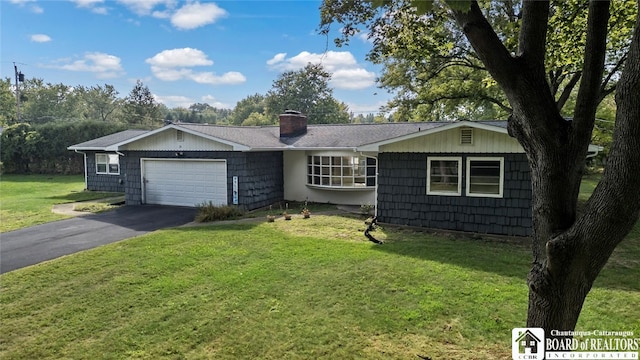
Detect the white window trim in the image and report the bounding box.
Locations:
[466,157,504,198]
[427,156,462,196]
[96,153,120,175]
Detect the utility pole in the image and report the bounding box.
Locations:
[13,62,24,122]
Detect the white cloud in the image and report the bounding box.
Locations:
[202,95,231,109]
[30,34,52,42]
[268,51,358,72]
[10,0,43,13]
[345,100,387,115]
[54,52,125,79]
[71,0,109,14]
[153,94,231,110]
[151,9,171,19]
[146,48,245,86]
[153,94,193,108]
[116,0,174,16]
[331,68,377,90]
[266,53,287,66]
[266,51,376,90]
[171,2,227,30]
[190,71,245,85]
[146,48,213,67]
[358,32,374,44]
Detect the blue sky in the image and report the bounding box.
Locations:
[1,0,389,114]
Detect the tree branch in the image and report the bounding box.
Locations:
[449,1,517,93]
[572,0,611,144]
[600,52,627,95]
[556,72,582,111]
[518,0,551,67]
[572,4,640,283]
[597,84,616,104]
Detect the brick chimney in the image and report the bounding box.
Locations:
[279,110,307,138]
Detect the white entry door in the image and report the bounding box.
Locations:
[142,159,227,207]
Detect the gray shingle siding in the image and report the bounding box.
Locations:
[377,153,532,237]
[118,151,283,210]
[85,151,126,193]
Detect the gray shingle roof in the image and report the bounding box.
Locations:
[68,121,510,151]
[68,130,148,150]
[280,122,446,148]
[178,124,283,148]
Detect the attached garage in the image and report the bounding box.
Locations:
[141,159,227,207]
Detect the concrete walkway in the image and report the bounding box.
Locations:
[51,196,125,217]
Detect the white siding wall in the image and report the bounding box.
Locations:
[283,151,376,206]
[122,129,233,151]
[380,127,524,153]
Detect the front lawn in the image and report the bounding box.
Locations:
[0,175,121,232]
[1,214,638,359]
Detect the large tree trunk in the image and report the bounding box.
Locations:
[453,0,640,334]
[525,1,640,332]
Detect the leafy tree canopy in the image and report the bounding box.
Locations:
[320,0,636,121]
[265,63,350,124]
[123,80,161,127]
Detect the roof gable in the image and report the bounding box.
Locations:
[105,124,251,151]
[357,121,511,152]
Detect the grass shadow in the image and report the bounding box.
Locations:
[369,222,639,292]
[46,191,124,202]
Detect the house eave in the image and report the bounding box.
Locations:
[67,146,109,151]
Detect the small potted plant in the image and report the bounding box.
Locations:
[301,199,311,218]
[267,205,276,222]
[283,203,292,220]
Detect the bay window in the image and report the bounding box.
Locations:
[307,155,376,188]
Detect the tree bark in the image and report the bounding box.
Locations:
[453,0,640,334]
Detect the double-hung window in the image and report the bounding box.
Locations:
[427,157,462,195]
[307,155,376,188]
[466,157,504,197]
[96,153,120,175]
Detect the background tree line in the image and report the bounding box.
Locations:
[0,63,373,174]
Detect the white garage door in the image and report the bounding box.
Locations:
[142,159,227,207]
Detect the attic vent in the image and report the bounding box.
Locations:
[460,128,473,145]
[176,130,184,142]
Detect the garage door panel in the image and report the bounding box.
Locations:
[143,160,227,207]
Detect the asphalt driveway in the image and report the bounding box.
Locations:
[0,205,197,274]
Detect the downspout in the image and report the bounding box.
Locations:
[74,149,88,190]
[360,151,382,244]
[360,152,378,217]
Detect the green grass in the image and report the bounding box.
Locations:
[0,173,637,358]
[579,173,602,201]
[0,174,122,232]
[73,202,118,213]
[1,214,638,359]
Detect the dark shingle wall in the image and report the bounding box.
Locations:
[120,151,283,210]
[377,153,532,236]
[85,152,126,193]
[237,152,284,210]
